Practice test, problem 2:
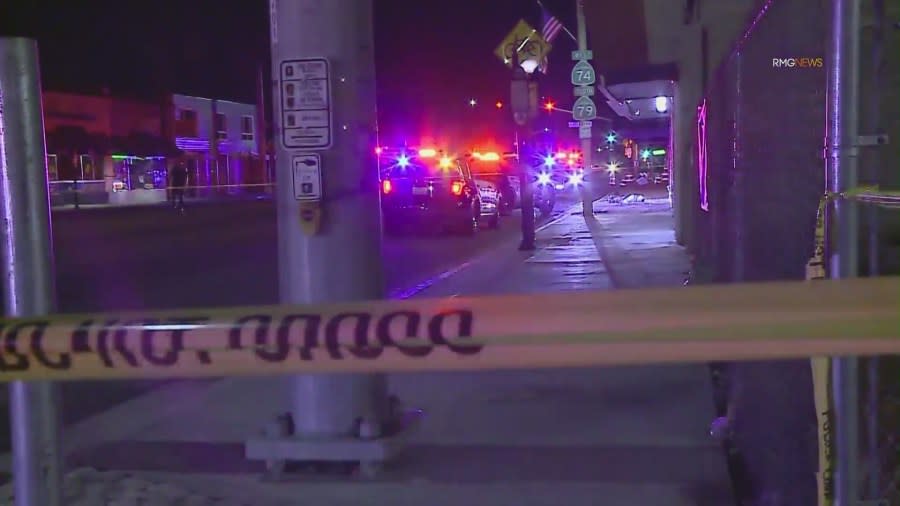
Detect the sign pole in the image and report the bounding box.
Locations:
[575,0,593,217]
[0,38,64,506]
[511,52,536,251]
[826,1,862,506]
[247,0,398,476]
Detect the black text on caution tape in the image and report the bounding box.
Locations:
[0,309,481,372]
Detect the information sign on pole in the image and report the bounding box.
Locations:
[573,86,595,97]
[571,50,593,60]
[291,153,323,201]
[278,58,332,150]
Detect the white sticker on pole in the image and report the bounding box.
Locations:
[279,58,332,150]
[292,153,322,201]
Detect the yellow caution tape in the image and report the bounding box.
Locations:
[812,355,834,506]
[0,277,898,382]
[804,185,888,506]
[804,185,895,280]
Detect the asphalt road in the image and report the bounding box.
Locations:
[1,194,577,455]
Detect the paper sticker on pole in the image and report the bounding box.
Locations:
[0,277,897,382]
[279,58,332,150]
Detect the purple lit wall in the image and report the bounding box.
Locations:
[697,99,709,212]
[175,137,239,154]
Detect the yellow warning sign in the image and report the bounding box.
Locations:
[494,20,551,68]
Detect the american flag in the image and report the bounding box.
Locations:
[540,7,563,73]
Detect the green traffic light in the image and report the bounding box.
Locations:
[605,132,617,143]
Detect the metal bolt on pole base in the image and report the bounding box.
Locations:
[245,376,423,480]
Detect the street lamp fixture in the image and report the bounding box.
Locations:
[469,98,477,107]
[520,58,540,74]
[654,96,668,113]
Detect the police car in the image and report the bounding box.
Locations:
[380,148,499,236]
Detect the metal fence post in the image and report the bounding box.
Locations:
[826,2,862,506]
[0,38,64,506]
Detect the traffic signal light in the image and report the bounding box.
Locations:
[544,101,555,112]
[496,101,503,109]
[606,132,617,144]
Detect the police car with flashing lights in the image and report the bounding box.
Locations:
[380,148,499,236]
[466,151,519,216]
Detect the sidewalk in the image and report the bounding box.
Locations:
[52,193,273,211]
[0,199,730,506]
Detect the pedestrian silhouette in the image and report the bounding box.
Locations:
[171,161,189,213]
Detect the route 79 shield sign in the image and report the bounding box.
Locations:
[572,96,597,121]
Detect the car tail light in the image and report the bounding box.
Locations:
[382,180,392,194]
[450,181,464,196]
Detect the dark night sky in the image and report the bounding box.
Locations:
[1,0,578,147]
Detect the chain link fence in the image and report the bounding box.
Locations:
[690,2,896,506]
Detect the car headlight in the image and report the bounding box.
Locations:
[568,173,583,186]
[537,172,552,185]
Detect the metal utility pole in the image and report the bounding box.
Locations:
[511,52,536,251]
[0,38,64,506]
[826,2,862,506]
[247,0,398,475]
[575,0,593,216]
[256,64,270,190]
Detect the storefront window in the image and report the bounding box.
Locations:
[47,154,59,181]
[80,154,97,180]
[112,156,168,190]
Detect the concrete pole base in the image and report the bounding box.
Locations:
[244,374,422,479]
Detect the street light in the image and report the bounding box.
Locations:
[495,100,504,109]
[654,96,668,113]
[544,100,555,112]
[520,58,540,74]
[469,98,477,107]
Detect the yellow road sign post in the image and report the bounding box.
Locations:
[494,20,551,68]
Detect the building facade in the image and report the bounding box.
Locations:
[172,94,269,196]
[42,90,270,205]
[43,90,172,204]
